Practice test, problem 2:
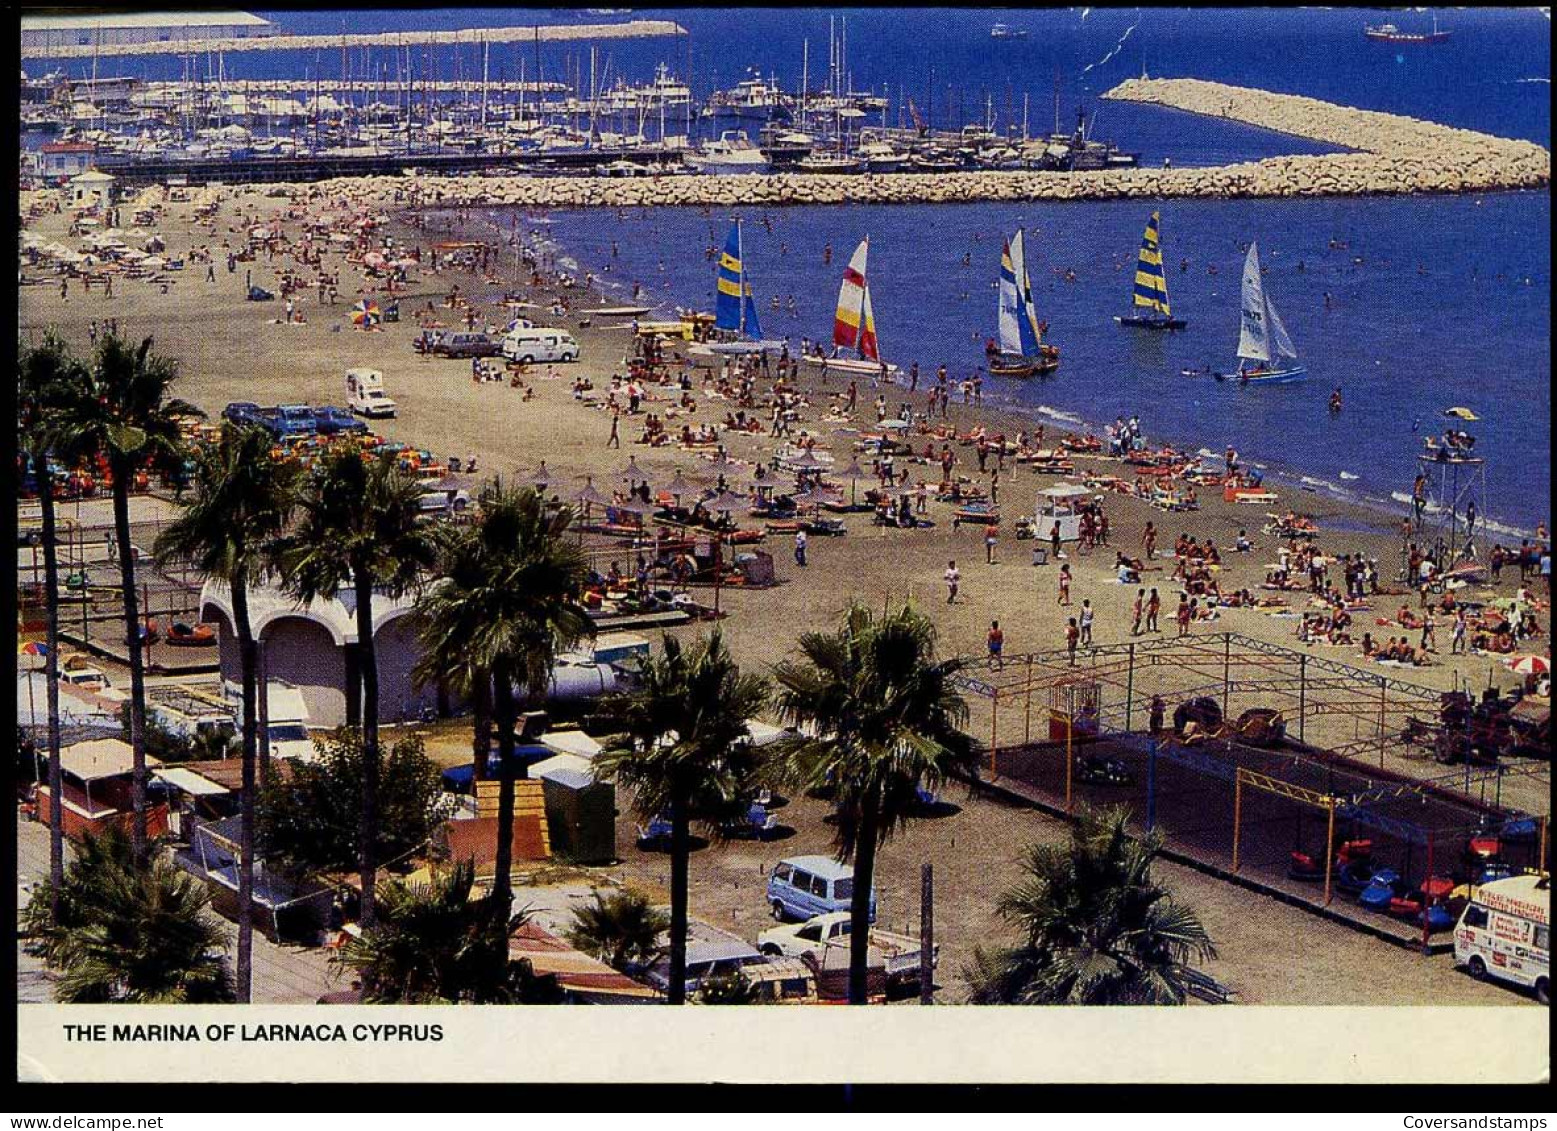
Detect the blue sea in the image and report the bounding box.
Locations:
[33,8,1551,529]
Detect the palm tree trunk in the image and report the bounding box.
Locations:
[471,675,492,782]
[848,787,882,1005]
[38,459,65,921]
[353,566,380,928]
[667,784,690,1005]
[111,471,150,868]
[230,577,258,1003]
[490,661,516,920]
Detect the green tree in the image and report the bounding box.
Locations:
[412,481,592,919]
[334,860,564,1004]
[21,826,234,1003]
[257,729,454,885]
[154,422,298,1002]
[595,631,769,1004]
[274,448,434,925]
[62,335,200,866]
[771,602,976,1004]
[963,806,1216,1005]
[565,888,669,973]
[18,334,92,918]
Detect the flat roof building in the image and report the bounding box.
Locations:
[21,11,274,52]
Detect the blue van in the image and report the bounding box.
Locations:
[766,854,876,923]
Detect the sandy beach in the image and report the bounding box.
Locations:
[18,180,1551,1004]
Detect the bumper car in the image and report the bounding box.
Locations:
[1357,868,1404,910]
[1075,754,1135,786]
[165,621,215,646]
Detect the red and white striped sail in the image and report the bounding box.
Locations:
[832,238,870,352]
[858,281,880,361]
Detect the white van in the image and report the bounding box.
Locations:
[225,680,316,762]
[345,368,397,419]
[501,327,579,365]
[1454,873,1549,1004]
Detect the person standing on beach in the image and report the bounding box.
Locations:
[945,560,960,604]
[607,409,621,449]
[1421,610,1436,653]
[1146,588,1161,633]
[1149,695,1166,735]
[1176,593,1192,637]
[1412,473,1428,525]
[1050,522,1062,562]
[1066,618,1080,666]
[1131,589,1145,636]
[794,528,808,568]
[1143,521,1157,560]
[1058,563,1072,606]
[987,620,1004,670]
[909,362,920,392]
[1079,599,1094,646]
[1451,607,1468,655]
[984,521,999,564]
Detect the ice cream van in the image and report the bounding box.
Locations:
[1453,873,1549,1004]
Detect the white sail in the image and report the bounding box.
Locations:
[1013,228,1044,354]
[997,238,1022,355]
[1237,242,1271,364]
[1266,290,1299,360]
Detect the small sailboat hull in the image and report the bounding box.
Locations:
[988,356,1058,378]
[1115,314,1187,331]
[1216,365,1308,384]
[801,355,900,377]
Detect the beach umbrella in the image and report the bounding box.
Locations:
[614,496,658,521]
[1505,655,1549,676]
[788,448,827,470]
[664,469,696,502]
[704,452,743,479]
[351,300,382,327]
[363,250,387,270]
[574,478,608,508]
[706,490,750,515]
[527,463,553,491]
[17,641,48,671]
[622,456,648,486]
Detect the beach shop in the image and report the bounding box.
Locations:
[1036,483,1093,543]
[67,169,116,214]
[33,738,168,841]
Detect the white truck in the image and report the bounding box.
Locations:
[501,327,579,365]
[1454,873,1550,1004]
[345,367,397,419]
[225,680,317,762]
[756,911,936,987]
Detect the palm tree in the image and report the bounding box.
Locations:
[595,631,769,1004]
[413,521,494,792]
[65,335,199,866]
[413,481,592,920]
[21,826,234,1003]
[334,860,563,1004]
[276,448,434,926]
[18,334,91,923]
[565,888,669,973]
[153,423,298,1003]
[963,805,1216,1005]
[771,602,976,1004]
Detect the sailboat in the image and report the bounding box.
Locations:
[987,229,1059,377]
[708,220,785,356]
[1219,241,1305,383]
[1114,211,1186,331]
[803,237,900,377]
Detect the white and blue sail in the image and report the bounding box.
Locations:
[1235,241,1303,380]
[997,230,1045,357]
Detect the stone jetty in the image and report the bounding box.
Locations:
[232,78,1550,209]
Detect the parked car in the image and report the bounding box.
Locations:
[766,854,876,923]
[273,404,317,438]
[756,911,936,987]
[345,368,397,419]
[641,926,770,998]
[312,405,369,436]
[431,331,502,359]
[222,401,265,428]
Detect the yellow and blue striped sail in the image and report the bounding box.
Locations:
[1132,211,1172,318]
[714,221,746,332]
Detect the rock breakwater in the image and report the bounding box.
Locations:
[231,78,1551,209]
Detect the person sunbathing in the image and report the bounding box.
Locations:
[1397,605,1422,629]
[1359,633,1378,657]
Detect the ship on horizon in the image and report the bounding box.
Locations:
[1363,15,1451,44]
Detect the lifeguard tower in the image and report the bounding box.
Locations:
[1417,423,1488,565]
[1035,483,1092,543]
